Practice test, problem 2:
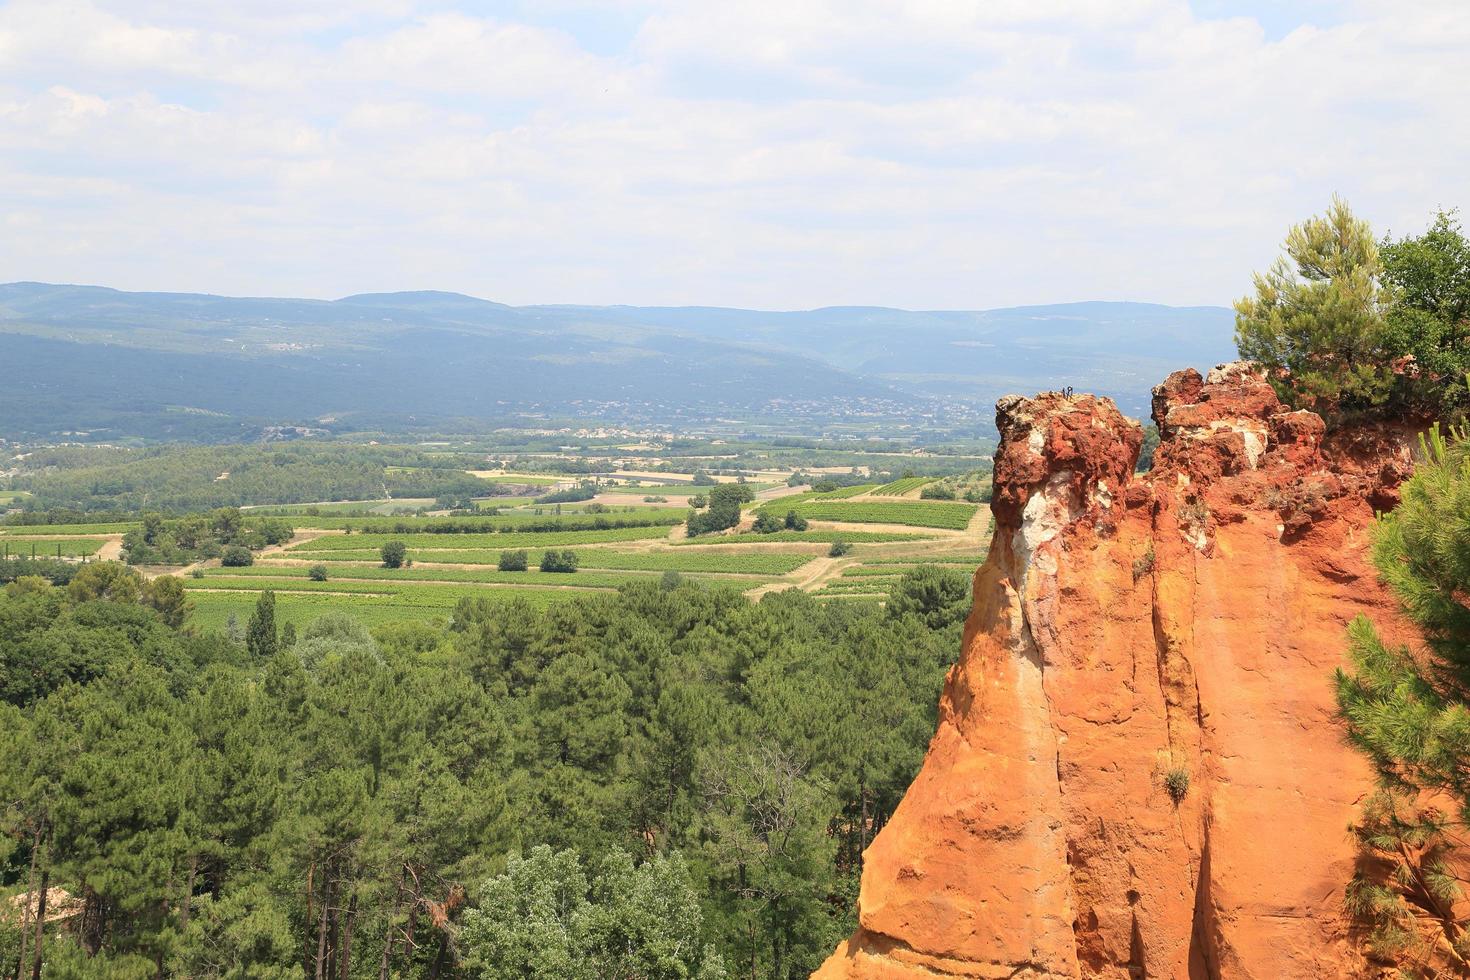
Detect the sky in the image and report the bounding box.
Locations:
[1,0,1467,310]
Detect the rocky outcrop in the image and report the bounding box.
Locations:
[815,364,1418,979]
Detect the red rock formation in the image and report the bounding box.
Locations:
[815,364,1418,979]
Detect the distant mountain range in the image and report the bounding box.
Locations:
[0,282,1236,441]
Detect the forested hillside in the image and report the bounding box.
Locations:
[0,569,968,978]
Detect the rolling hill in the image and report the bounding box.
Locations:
[0,282,1235,440]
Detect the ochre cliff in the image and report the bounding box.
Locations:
[815,363,1419,979]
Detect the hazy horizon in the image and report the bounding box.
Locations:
[0,278,1235,314]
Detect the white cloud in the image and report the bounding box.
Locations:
[0,0,1466,309]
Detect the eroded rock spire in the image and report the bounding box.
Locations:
[816,363,1418,979]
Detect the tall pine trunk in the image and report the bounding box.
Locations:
[325,872,340,980]
[13,827,38,980]
[338,891,357,980]
[303,862,316,978]
[425,931,451,980]
[30,866,48,980]
[378,869,406,980]
[314,873,332,980]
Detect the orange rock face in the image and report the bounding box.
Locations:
[815,364,1418,979]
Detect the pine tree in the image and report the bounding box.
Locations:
[246,590,278,659]
[1236,196,1396,411]
[1381,208,1470,415]
[1336,424,1470,970]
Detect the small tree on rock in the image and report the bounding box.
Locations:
[1235,196,1396,412]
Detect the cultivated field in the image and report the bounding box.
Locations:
[873,476,934,496]
[0,536,107,557]
[3,464,994,630]
[0,522,139,535]
[771,499,978,530]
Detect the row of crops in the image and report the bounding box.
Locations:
[254,549,814,576]
[773,499,978,530]
[872,476,934,496]
[0,537,107,557]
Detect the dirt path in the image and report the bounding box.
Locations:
[744,554,851,600]
[742,508,993,601]
[962,506,992,540]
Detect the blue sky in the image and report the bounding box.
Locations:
[0,0,1465,309]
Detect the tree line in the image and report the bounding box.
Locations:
[10,444,490,513]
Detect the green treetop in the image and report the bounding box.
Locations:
[1381,208,1470,416]
[1235,196,1395,411]
[1237,200,1470,420]
[246,590,277,659]
[459,845,726,980]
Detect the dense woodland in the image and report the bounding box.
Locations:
[8,445,494,513]
[0,566,970,979]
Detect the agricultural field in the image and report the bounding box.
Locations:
[673,529,926,545]
[873,476,934,496]
[273,511,684,532]
[756,484,884,509]
[195,496,993,628]
[856,554,985,565]
[472,496,537,509]
[0,522,139,535]
[840,565,921,577]
[2,437,999,631]
[772,499,979,530]
[209,553,804,580]
[0,537,107,557]
[813,483,879,499]
[601,483,687,494]
[284,526,676,554]
[185,587,570,631]
[466,472,562,486]
[243,498,437,515]
[188,571,658,593]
